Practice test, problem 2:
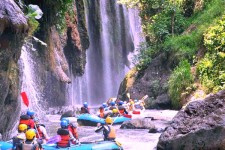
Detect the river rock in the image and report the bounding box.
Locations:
[120,118,156,130]
[157,90,225,150]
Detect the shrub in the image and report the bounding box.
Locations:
[168,60,194,109]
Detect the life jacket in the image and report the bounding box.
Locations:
[68,124,78,139]
[13,133,25,149]
[118,106,125,114]
[22,140,38,150]
[80,107,90,114]
[19,115,35,129]
[36,125,45,139]
[99,109,105,118]
[57,128,70,148]
[103,125,116,141]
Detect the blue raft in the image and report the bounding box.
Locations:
[0,141,13,150]
[42,141,123,150]
[77,114,131,126]
[0,141,123,150]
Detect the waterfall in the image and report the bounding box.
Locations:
[18,42,45,116]
[68,0,143,106]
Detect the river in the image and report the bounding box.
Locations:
[44,109,178,150]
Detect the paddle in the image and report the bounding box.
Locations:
[21,92,29,107]
[126,93,130,99]
[46,135,61,144]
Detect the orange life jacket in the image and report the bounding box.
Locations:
[99,109,105,118]
[104,125,116,141]
[57,129,70,148]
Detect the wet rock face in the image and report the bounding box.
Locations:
[118,53,171,109]
[157,90,225,150]
[0,0,28,140]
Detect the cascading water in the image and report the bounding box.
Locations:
[18,42,45,115]
[68,0,143,106]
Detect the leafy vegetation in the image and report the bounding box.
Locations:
[120,0,225,109]
[45,0,74,32]
[197,15,225,93]
[168,60,194,109]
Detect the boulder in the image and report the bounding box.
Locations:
[157,90,225,150]
[120,118,156,130]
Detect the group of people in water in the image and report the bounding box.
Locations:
[12,98,145,150]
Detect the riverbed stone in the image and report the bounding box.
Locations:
[157,89,225,150]
[120,118,156,130]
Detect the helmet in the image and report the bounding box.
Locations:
[105,117,113,124]
[110,101,115,106]
[60,120,68,128]
[18,124,27,132]
[83,102,88,108]
[25,129,36,140]
[99,106,104,110]
[130,101,134,105]
[134,99,138,103]
[102,103,107,108]
[33,118,39,123]
[119,101,124,106]
[27,110,35,117]
[112,109,118,114]
[61,118,70,124]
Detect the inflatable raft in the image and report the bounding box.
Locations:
[0,141,123,150]
[77,114,131,126]
[0,141,13,150]
[43,141,123,150]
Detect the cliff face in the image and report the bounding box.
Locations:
[21,0,89,106]
[0,0,28,139]
[118,53,172,109]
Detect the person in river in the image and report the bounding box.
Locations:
[19,110,35,129]
[95,117,116,141]
[34,118,49,144]
[56,120,77,148]
[109,101,117,111]
[61,118,79,144]
[13,124,27,149]
[80,102,90,114]
[118,101,128,115]
[17,129,41,150]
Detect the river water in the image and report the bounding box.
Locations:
[44,109,178,150]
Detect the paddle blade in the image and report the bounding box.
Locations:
[126,93,130,99]
[123,114,132,118]
[141,95,148,101]
[21,92,29,107]
[47,135,61,144]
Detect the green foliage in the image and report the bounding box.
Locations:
[168,60,194,109]
[27,17,39,36]
[26,5,42,36]
[197,15,225,93]
[46,0,73,32]
[132,42,159,71]
[117,0,139,7]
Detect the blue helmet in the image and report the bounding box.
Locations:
[119,101,124,106]
[110,101,115,106]
[102,103,107,108]
[134,99,138,103]
[61,118,70,124]
[60,120,68,128]
[27,110,35,117]
[83,102,88,108]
